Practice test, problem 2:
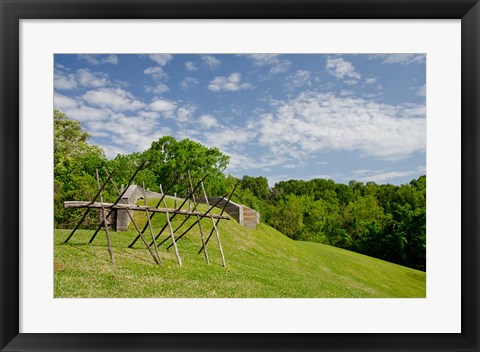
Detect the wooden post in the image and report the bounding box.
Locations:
[102,169,160,265]
[128,172,182,248]
[163,192,228,248]
[142,182,162,265]
[160,184,182,266]
[149,173,209,247]
[198,181,240,255]
[201,181,225,267]
[187,171,209,264]
[64,169,115,243]
[174,193,177,208]
[96,169,115,264]
[89,161,147,243]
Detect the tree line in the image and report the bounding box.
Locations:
[54,109,426,271]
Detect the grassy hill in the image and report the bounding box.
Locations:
[54,200,426,298]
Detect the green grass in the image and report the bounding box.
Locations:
[54,199,426,298]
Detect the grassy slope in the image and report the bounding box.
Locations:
[54,200,426,298]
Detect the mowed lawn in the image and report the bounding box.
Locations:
[54,201,426,298]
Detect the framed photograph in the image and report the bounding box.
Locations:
[1,0,479,351]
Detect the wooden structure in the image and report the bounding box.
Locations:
[198,197,260,229]
[110,185,181,231]
[63,163,236,267]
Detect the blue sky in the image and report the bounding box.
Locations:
[54,53,426,186]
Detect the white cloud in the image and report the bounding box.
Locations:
[54,70,78,90]
[83,110,171,156]
[201,55,221,70]
[353,167,425,183]
[251,91,426,160]
[225,151,290,174]
[101,144,130,159]
[365,77,377,85]
[285,70,312,90]
[203,127,253,150]
[208,72,253,92]
[78,54,119,65]
[339,89,354,96]
[370,54,425,65]
[143,66,168,81]
[326,57,361,84]
[198,114,217,129]
[176,104,197,122]
[76,68,110,88]
[417,84,426,97]
[145,83,170,94]
[185,61,197,71]
[54,66,116,90]
[54,93,78,110]
[242,54,291,78]
[180,77,199,90]
[56,105,111,122]
[149,99,177,113]
[138,111,160,119]
[103,55,119,65]
[82,88,145,111]
[148,54,173,66]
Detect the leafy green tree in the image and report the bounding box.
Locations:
[54,110,105,176]
[141,136,230,196]
[54,110,106,228]
[240,175,271,201]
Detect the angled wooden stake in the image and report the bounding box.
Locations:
[201,181,225,267]
[128,172,181,248]
[102,168,160,265]
[163,192,229,248]
[198,181,240,255]
[96,169,114,264]
[160,184,182,266]
[187,171,209,264]
[142,181,162,265]
[64,169,115,243]
[149,173,209,247]
[89,160,147,243]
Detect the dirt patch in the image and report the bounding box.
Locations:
[54,261,66,271]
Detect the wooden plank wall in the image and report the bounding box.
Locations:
[198,197,260,229]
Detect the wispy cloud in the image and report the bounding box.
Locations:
[78,54,119,65]
[185,61,197,71]
[417,84,426,97]
[242,54,291,78]
[353,166,425,183]
[148,54,173,66]
[143,66,169,81]
[370,54,425,65]
[326,57,361,84]
[198,114,218,129]
[149,98,177,113]
[82,88,145,111]
[251,91,425,160]
[180,77,199,90]
[285,70,312,90]
[208,72,253,92]
[201,55,221,70]
[76,69,110,88]
[145,83,170,94]
[54,70,78,90]
[54,67,113,90]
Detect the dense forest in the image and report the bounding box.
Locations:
[54,109,426,271]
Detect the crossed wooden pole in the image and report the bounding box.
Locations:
[62,164,236,267]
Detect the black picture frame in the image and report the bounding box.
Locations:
[1,0,479,351]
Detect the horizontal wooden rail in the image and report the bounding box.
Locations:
[64,201,230,220]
